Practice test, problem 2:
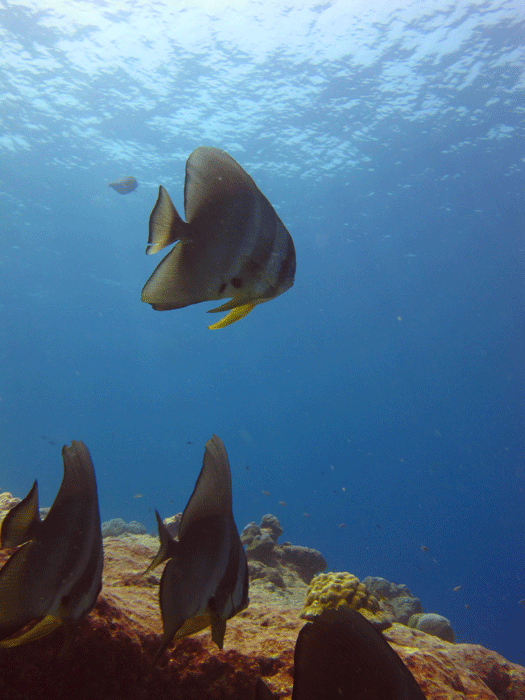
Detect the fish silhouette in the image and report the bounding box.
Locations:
[108,176,138,194]
[0,441,103,647]
[255,607,427,699]
[147,434,249,662]
[141,147,296,329]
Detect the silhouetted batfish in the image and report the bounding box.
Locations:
[141,147,296,329]
[0,441,103,647]
[108,176,138,194]
[146,434,249,662]
[255,607,426,700]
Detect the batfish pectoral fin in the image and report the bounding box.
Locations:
[0,480,41,548]
[208,596,227,649]
[144,510,178,574]
[207,301,259,330]
[0,614,62,648]
[146,185,193,255]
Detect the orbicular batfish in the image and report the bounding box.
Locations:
[146,434,249,662]
[255,607,427,699]
[0,441,103,648]
[141,147,296,329]
[108,176,138,194]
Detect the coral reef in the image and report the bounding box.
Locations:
[102,518,146,538]
[0,533,523,699]
[1,497,523,699]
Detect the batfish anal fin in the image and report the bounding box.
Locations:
[147,185,192,255]
[208,596,227,649]
[0,614,62,648]
[208,301,259,330]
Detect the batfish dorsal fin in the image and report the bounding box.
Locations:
[184,147,259,224]
[57,441,98,505]
[0,481,41,548]
[179,435,232,540]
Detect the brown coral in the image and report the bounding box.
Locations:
[300,571,389,625]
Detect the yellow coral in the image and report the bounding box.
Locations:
[300,572,388,624]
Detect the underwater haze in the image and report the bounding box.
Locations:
[1,0,524,667]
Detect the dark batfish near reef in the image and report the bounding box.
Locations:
[141,146,296,329]
[0,441,103,648]
[108,176,138,194]
[255,607,427,700]
[146,434,249,662]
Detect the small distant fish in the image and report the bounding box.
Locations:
[453,586,461,592]
[255,607,426,700]
[0,441,103,647]
[338,523,346,528]
[134,493,143,499]
[278,500,286,507]
[421,545,428,552]
[141,147,296,329]
[262,491,270,496]
[303,513,310,518]
[187,441,194,445]
[108,176,138,194]
[519,599,525,606]
[146,435,248,662]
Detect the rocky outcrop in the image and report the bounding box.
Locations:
[409,613,455,643]
[241,516,326,585]
[363,575,424,624]
[101,518,146,538]
[0,534,523,699]
[1,497,523,699]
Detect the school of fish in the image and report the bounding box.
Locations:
[0,148,428,698]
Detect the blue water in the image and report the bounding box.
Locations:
[1,0,524,668]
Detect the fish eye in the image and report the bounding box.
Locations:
[231,277,243,289]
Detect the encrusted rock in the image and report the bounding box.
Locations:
[163,513,182,538]
[260,514,283,541]
[0,492,21,514]
[240,522,261,546]
[363,576,423,624]
[409,613,455,643]
[101,518,146,538]
[246,532,276,564]
[248,561,285,588]
[278,545,326,584]
[363,576,413,600]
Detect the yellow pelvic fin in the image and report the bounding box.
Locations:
[0,614,62,648]
[208,302,258,330]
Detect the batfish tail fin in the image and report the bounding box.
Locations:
[147,186,192,254]
[144,511,178,574]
